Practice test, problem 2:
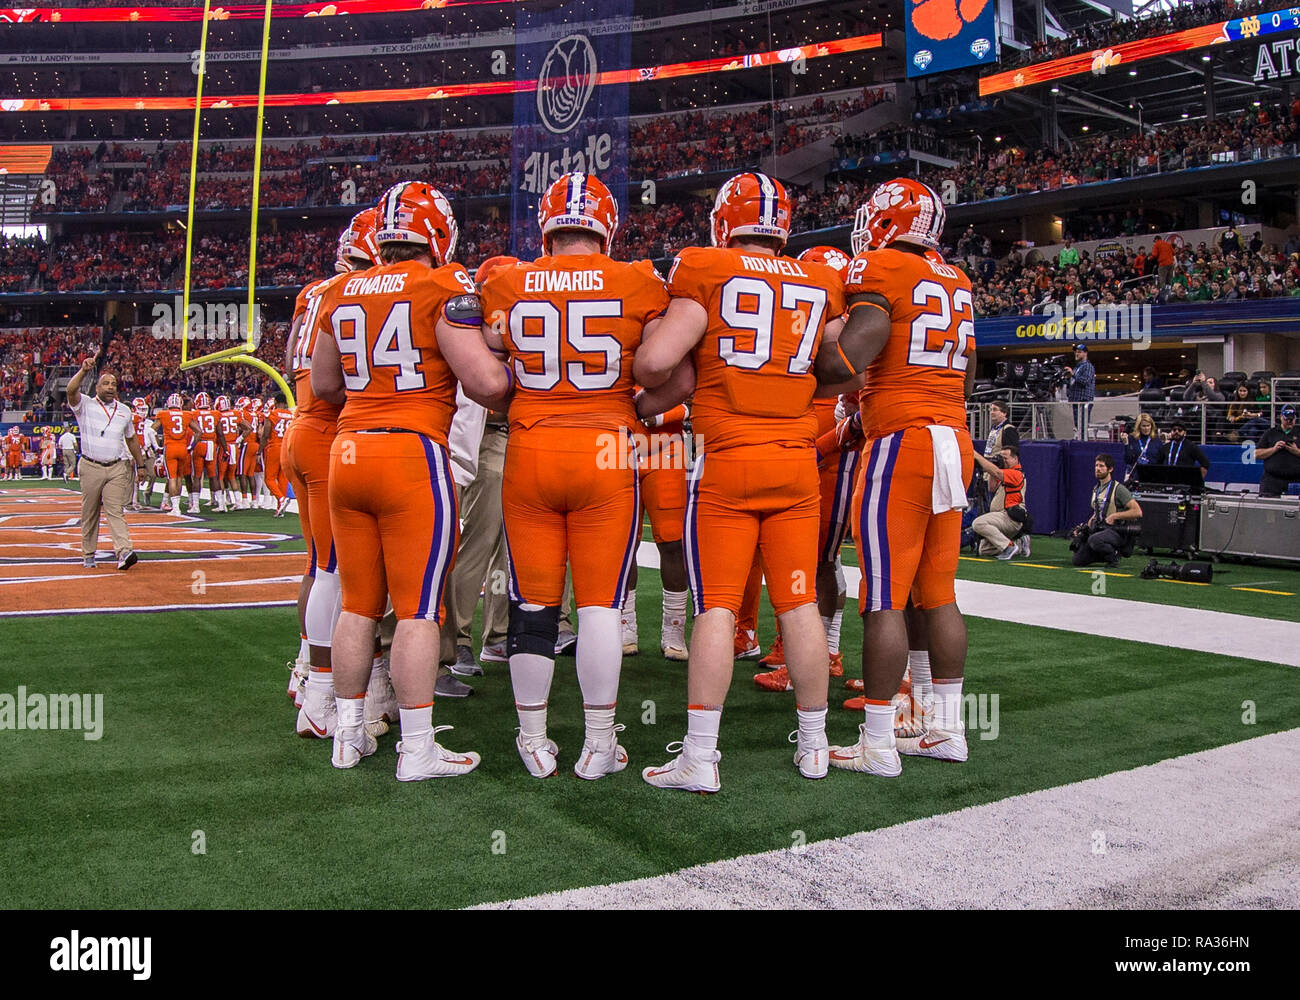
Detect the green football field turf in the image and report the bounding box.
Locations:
[3,578,1298,909]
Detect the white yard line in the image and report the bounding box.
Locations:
[634,542,1300,668]
[479,728,1300,910]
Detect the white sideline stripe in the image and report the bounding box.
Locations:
[478,728,1300,909]
[0,600,296,618]
[634,542,1300,668]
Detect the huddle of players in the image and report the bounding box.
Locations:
[282,168,976,791]
[133,393,294,515]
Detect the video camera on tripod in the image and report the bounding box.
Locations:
[994,354,1071,402]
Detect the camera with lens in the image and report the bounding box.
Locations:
[1140,559,1213,583]
[994,354,1071,402]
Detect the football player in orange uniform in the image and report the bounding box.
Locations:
[189,391,228,511]
[633,172,846,792]
[4,426,26,480]
[152,393,202,515]
[216,396,251,510]
[259,398,292,516]
[752,245,856,691]
[284,208,381,730]
[128,397,161,508]
[480,172,671,780]
[816,178,976,776]
[311,181,512,780]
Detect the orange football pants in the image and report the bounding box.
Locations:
[502,425,641,609]
[282,420,336,578]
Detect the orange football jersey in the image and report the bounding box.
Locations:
[668,246,844,452]
[481,254,668,433]
[156,408,194,445]
[217,408,243,444]
[293,273,352,434]
[844,247,974,440]
[191,407,219,445]
[268,407,292,441]
[319,259,479,444]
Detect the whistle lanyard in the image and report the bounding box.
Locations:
[96,398,119,437]
[1138,436,1154,462]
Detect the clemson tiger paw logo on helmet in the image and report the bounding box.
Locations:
[872,183,908,210]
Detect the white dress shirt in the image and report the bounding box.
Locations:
[68,394,136,463]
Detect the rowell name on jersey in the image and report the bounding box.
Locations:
[738,255,808,278]
[523,269,605,293]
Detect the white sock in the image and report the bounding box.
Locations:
[863,700,895,746]
[583,706,616,744]
[575,605,622,705]
[510,652,555,739]
[662,588,688,629]
[335,696,364,731]
[306,668,334,697]
[298,636,309,663]
[796,705,827,744]
[823,610,843,655]
[399,705,432,743]
[908,649,933,701]
[933,677,964,732]
[685,706,721,754]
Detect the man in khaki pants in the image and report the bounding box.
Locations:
[65,357,147,570]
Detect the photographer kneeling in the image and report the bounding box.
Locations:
[1071,453,1143,569]
[972,444,1030,560]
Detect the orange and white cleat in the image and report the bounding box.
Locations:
[759,634,785,667]
[733,627,761,660]
[753,665,791,692]
[829,651,844,678]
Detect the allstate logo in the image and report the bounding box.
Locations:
[971,37,991,58]
[913,49,933,71]
[537,33,598,136]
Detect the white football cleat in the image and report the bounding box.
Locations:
[396,726,481,781]
[829,724,902,777]
[621,612,639,656]
[515,729,559,778]
[286,658,308,705]
[574,724,628,780]
[789,729,829,780]
[897,726,969,762]
[661,616,688,661]
[642,741,721,793]
[363,661,399,737]
[332,726,378,769]
[295,681,336,739]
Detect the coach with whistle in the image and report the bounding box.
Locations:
[65,356,147,570]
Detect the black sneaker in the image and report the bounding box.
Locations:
[117,550,138,571]
[448,644,484,678]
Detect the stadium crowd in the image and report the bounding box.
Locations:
[1002,0,1274,70]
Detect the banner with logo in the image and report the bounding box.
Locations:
[905,0,999,78]
[510,0,632,260]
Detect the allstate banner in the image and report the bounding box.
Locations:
[905,0,999,78]
[510,0,632,260]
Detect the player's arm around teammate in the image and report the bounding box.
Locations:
[312,181,510,781]
[635,172,845,792]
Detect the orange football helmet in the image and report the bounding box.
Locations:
[194,392,212,410]
[235,396,251,411]
[851,178,946,255]
[214,395,231,412]
[537,172,619,253]
[797,245,851,281]
[166,393,182,409]
[336,207,381,272]
[375,181,459,265]
[475,254,518,288]
[710,172,792,249]
[132,396,148,416]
